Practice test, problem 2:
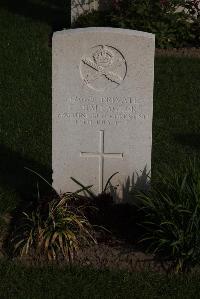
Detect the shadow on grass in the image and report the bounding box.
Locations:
[0,0,70,30]
[174,133,200,149]
[0,144,52,201]
[0,144,54,257]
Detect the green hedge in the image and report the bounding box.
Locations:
[74,0,200,48]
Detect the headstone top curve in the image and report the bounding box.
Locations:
[53,27,155,40]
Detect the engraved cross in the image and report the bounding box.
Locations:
[80,130,123,193]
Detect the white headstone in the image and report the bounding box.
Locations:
[52,27,155,199]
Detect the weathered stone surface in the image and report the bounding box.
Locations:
[52,27,155,200]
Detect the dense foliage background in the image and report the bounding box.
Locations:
[74,0,200,48]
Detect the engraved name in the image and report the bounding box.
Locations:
[68,96,136,104]
[58,96,149,126]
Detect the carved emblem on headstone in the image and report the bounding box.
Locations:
[80,45,127,91]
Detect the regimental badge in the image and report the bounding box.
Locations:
[80,45,127,91]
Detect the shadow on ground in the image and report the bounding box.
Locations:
[0,144,53,256]
[0,144,52,201]
[174,133,200,149]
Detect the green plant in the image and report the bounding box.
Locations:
[14,195,96,262]
[12,170,96,262]
[135,159,200,273]
[74,0,200,48]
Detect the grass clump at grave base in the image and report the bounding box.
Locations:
[8,170,97,262]
[8,173,118,263]
[7,161,200,274]
[135,158,200,273]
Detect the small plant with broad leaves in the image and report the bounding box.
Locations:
[12,169,97,263]
[135,159,200,273]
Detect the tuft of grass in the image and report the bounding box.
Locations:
[12,189,97,263]
[135,159,200,273]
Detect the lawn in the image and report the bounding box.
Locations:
[153,54,200,173]
[0,259,200,299]
[0,1,200,297]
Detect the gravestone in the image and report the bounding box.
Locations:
[52,27,155,199]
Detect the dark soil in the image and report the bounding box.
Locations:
[75,238,168,273]
[73,198,170,273]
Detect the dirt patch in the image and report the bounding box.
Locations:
[74,236,169,273]
[156,48,200,58]
[75,244,165,273]
[0,206,170,273]
[2,235,169,273]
